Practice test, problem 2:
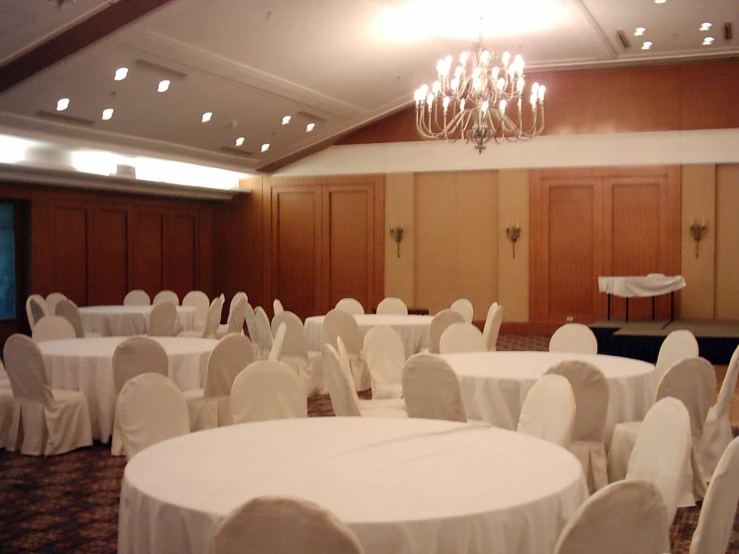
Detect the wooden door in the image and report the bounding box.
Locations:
[130,211,164,296]
[89,208,128,305]
[165,213,197,298]
[52,206,89,306]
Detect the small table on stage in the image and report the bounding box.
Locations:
[598,274,686,321]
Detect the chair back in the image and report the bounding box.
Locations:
[225,296,246,335]
[439,322,486,354]
[203,295,225,339]
[273,298,285,316]
[376,297,408,315]
[712,345,739,422]
[335,297,364,315]
[549,323,598,354]
[450,298,474,323]
[269,323,287,362]
[153,290,179,305]
[254,306,274,354]
[428,309,465,353]
[209,495,365,554]
[230,361,307,424]
[271,311,309,360]
[229,291,248,316]
[203,334,254,398]
[322,309,361,354]
[32,316,76,342]
[482,302,503,351]
[123,289,151,306]
[3,334,54,405]
[26,294,48,330]
[517,374,575,447]
[655,329,700,381]
[182,290,210,331]
[244,302,260,347]
[117,373,189,460]
[55,299,85,338]
[45,292,67,316]
[147,301,177,337]
[322,343,361,417]
[553,480,670,554]
[401,353,467,422]
[364,326,405,395]
[112,336,169,395]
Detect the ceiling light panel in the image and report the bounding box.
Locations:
[201,112,212,123]
[702,37,714,46]
[157,80,170,93]
[56,98,69,111]
[641,41,653,50]
[102,108,114,120]
[634,27,646,36]
[114,67,128,81]
[700,22,712,32]
[281,116,291,125]
[235,137,244,147]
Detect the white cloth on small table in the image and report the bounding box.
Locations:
[597,274,686,298]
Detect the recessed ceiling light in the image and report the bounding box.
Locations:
[281,115,291,125]
[700,22,712,32]
[201,112,212,123]
[305,123,315,132]
[56,98,69,111]
[641,41,653,50]
[157,80,170,93]
[101,108,114,120]
[634,27,646,37]
[261,143,270,152]
[703,37,715,46]
[235,137,244,147]
[654,0,666,4]
[114,68,128,81]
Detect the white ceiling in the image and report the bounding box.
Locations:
[0,0,736,175]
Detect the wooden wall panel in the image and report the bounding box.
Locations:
[165,213,197,298]
[90,209,127,306]
[130,212,163,296]
[53,206,88,305]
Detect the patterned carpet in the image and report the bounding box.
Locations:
[0,334,736,553]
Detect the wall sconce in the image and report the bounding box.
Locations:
[389,224,404,258]
[505,221,521,258]
[689,218,707,258]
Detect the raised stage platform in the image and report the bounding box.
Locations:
[590,319,739,365]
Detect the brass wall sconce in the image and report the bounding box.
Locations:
[689,218,707,258]
[389,224,404,258]
[505,221,521,258]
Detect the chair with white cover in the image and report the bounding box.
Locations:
[182,290,210,333]
[26,294,48,331]
[552,480,670,554]
[254,306,274,359]
[547,360,610,492]
[183,334,254,431]
[230,361,307,424]
[376,297,408,315]
[123,289,151,306]
[517,374,576,448]
[32,316,76,342]
[549,323,598,354]
[0,377,11,449]
[654,329,700,382]
[273,298,284,316]
[180,295,224,339]
[217,292,247,338]
[689,437,739,554]
[209,495,365,554]
[244,302,261,355]
[147,301,177,337]
[45,292,67,317]
[402,353,468,422]
[153,290,179,305]
[3,334,92,455]
[428,309,465,353]
[608,357,716,507]
[116,373,189,460]
[363,326,405,399]
[335,297,365,315]
[438,322,486,354]
[624,397,692,524]
[55,299,101,338]
[482,302,503,351]
[450,298,474,323]
[322,309,369,391]
[700,344,739,481]
[271,311,323,396]
[269,323,287,361]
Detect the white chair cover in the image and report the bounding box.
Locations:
[450,298,474,323]
[45,292,68,316]
[363,326,405,399]
[322,309,369,391]
[217,296,246,339]
[689,437,739,554]
[700,344,739,481]
[335,297,364,315]
[376,297,408,315]
[182,290,210,332]
[55,299,101,338]
[147,301,177,337]
[439,322,486,354]
[655,329,699,382]
[209,495,365,554]
[549,323,598,354]
[182,296,225,338]
[517,374,575,448]
[402,353,467,422]
[271,311,323,396]
[3,333,92,455]
[26,294,48,331]
[269,323,287,361]
[273,298,284,316]
[117,373,189,460]
[230,361,307,423]
[32,316,76,342]
[184,334,254,431]
[625,397,692,524]
[553,480,670,554]
[547,360,610,492]
[482,302,503,351]
[153,290,179,305]
[123,289,151,306]
[428,309,465,353]
[244,302,261,356]
[254,306,274,358]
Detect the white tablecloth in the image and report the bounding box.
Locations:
[39,337,217,442]
[79,305,196,336]
[441,351,658,443]
[597,274,686,298]
[305,314,433,357]
[119,418,587,554]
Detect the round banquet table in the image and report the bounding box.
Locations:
[118,418,587,554]
[39,337,218,442]
[79,305,196,336]
[440,351,658,443]
[304,314,433,357]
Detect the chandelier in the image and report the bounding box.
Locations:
[414,44,546,153]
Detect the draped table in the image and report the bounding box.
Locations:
[119,418,587,554]
[598,274,686,321]
[304,314,433,357]
[79,305,196,336]
[440,351,657,443]
[39,337,217,442]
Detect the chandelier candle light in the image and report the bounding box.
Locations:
[414,47,545,153]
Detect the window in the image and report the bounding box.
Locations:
[0,203,16,320]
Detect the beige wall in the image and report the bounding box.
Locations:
[716,164,739,319]
[384,173,415,305]
[497,170,530,322]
